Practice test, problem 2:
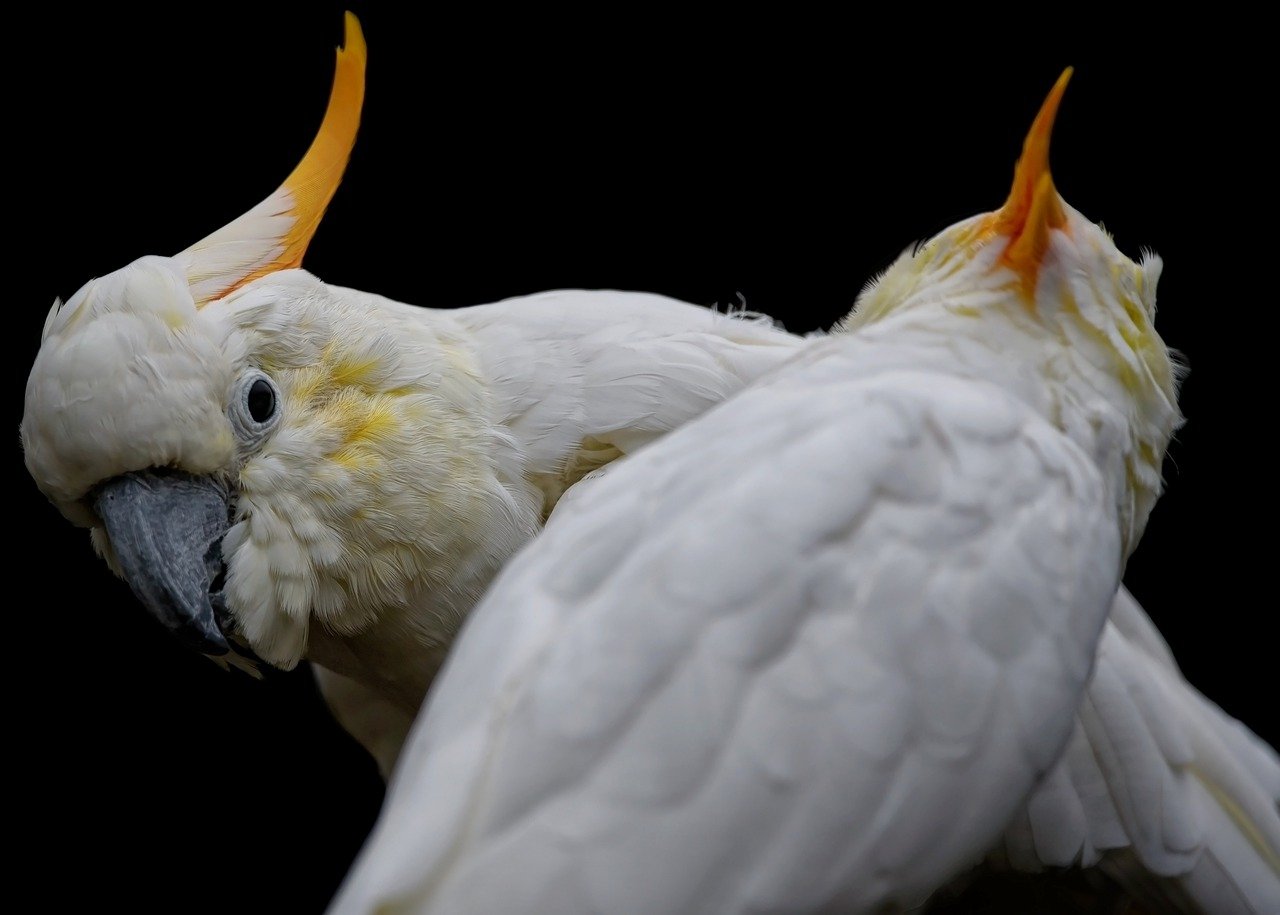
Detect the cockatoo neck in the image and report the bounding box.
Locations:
[243,285,801,707]
[450,290,799,520]
[849,295,1178,557]
[205,277,542,693]
[844,210,1182,558]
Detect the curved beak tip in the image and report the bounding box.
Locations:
[95,471,242,660]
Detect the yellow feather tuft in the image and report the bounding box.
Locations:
[183,13,367,306]
[965,68,1072,297]
[288,16,365,262]
[235,12,367,290]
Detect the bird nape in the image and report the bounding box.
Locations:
[19,11,1279,915]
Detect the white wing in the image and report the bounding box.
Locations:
[560,482,1280,912]
[452,288,812,465]
[317,288,810,767]
[330,338,1123,914]
[998,588,1280,913]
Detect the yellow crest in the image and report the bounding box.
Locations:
[180,12,367,306]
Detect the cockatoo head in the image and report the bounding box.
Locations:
[845,69,1183,552]
[17,12,401,670]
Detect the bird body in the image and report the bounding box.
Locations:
[22,195,807,748]
[327,72,1200,912]
[296,279,810,775]
[20,15,806,776]
[21,16,1279,912]
[332,327,1126,912]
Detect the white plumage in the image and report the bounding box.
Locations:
[1001,588,1280,912]
[20,16,1278,913]
[332,332,1125,913]
[20,15,807,778]
[329,71,1274,913]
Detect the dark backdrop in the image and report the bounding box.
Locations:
[13,6,1272,912]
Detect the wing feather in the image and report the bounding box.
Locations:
[332,342,1122,914]
[996,589,1280,912]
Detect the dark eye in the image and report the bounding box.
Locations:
[229,371,282,446]
[247,379,276,423]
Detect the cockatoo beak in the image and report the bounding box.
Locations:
[77,15,369,669]
[980,67,1073,292]
[94,471,248,661]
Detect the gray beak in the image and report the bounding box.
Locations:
[95,470,239,659]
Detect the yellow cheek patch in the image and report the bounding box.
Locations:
[289,364,330,406]
[332,446,376,472]
[320,391,395,441]
[330,354,385,391]
[274,332,417,474]
[284,338,393,405]
[322,391,406,472]
[344,400,399,447]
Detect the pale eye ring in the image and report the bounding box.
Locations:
[229,371,282,446]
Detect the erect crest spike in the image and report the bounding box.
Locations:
[995,67,1071,242]
[967,68,1073,295]
[179,12,367,307]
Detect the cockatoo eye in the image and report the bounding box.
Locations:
[229,371,282,446]
[247,379,275,423]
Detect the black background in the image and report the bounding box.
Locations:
[13,6,1274,913]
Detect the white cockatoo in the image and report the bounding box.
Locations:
[325,72,1280,914]
[19,13,808,777]
[21,14,1278,912]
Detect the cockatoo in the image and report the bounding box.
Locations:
[325,72,1280,914]
[19,13,807,777]
[21,14,1278,912]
